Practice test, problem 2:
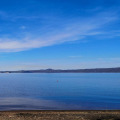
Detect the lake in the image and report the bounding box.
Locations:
[0,73,120,110]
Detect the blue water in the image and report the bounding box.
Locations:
[0,73,120,110]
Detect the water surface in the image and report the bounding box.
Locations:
[0,73,120,110]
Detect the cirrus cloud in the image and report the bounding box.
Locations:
[0,10,118,52]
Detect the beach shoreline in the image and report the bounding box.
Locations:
[0,110,120,120]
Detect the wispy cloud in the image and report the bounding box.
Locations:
[0,10,118,52]
[20,26,26,30]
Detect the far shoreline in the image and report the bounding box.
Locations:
[1,67,120,73]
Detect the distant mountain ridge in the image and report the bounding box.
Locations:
[1,67,120,73]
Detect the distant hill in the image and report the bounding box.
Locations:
[1,67,120,73]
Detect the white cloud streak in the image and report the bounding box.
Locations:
[0,11,118,52]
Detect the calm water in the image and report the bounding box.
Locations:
[0,73,120,110]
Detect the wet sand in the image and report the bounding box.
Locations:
[0,110,120,120]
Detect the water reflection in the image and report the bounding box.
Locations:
[0,97,62,110]
[0,96,120,110]
[0,97,83,110]
[0,73,120,110]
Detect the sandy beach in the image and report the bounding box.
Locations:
[0,110,119,120]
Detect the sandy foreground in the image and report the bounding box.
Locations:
[0,110,119,120]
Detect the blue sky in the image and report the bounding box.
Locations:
[0,0,120,70]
